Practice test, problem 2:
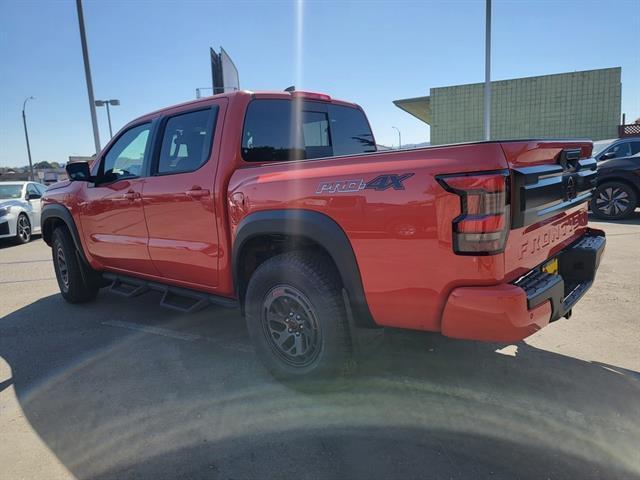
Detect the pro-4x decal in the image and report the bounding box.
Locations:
[316,173,414,194]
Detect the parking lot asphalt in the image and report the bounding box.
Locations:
[1,214,639,480]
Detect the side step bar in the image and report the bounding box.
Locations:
[103,272,238,313]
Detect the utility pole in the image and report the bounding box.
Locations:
[484,0,492,141]
[22,96,35,181]
[76,0,101,153]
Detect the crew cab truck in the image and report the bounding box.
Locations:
[41,90,606,381]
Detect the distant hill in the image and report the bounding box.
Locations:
[377,142,430,151]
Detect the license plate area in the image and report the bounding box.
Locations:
[513,230,605,321]
[542,257,558,275]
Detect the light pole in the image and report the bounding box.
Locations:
[95,99,120,138]
[22,96,35,181]
[195,87,213,99]
[392,126,402,149]
[76,0,101,153]
[484,0,492,141]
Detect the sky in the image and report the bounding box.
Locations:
[0,0,638,167]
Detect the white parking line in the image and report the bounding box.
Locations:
[102,320,202,341]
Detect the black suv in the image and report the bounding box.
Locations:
[591,137,640,220]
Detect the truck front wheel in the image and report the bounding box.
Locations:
[52,226,99,303]
[245,251,352,383]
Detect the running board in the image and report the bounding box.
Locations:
[103,273,238,313]
[110,277,148,298]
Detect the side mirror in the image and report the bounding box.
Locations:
[66,161,92,182]
[25,192,41,201]
[600,151,616,161]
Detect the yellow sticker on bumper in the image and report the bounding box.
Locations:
[542,258,559,275]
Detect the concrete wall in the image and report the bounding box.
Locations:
[430,67,621,145]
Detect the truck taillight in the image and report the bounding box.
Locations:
[437,170,510,255]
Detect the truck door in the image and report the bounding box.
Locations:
[141,100,226,289]
[79,122,158,275]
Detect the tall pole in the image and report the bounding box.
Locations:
[484,0,492,141]
[105,102,113,138]
[22,97,35,181]
[392,126,402,149]
[76,0,101,153]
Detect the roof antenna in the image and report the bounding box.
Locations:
[284,85,296,92]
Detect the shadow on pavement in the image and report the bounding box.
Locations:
[0,234,42,249]
[1,293,639,479]
[588,209,640,225]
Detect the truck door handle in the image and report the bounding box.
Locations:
[123,190,140,201]
[186,187,210,199]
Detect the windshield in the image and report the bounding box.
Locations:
[592,139,615,158]
[0,184,22,200]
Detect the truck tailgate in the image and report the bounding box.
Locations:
[501,140,597,280]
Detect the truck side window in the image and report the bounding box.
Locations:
[100,123,151,181]
[157,107,217,174]
[242,99,376,162]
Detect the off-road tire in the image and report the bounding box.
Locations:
[52,226,99,303]
[245,251,353,383]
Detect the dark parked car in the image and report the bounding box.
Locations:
[591,137,640,220]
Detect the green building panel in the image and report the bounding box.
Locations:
[422,68,621,145]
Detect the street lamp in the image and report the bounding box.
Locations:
[95,99,120,138]
[392,126,402,150]
[22,96,35,181]
[195,87,213,99]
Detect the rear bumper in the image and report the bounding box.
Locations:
[441,228,606,343]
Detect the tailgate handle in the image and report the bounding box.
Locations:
[559,148,581,171]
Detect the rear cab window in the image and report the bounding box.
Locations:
[242,98,376,162]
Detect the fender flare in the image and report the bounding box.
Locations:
[232,209,375,327]
[41,203,89,265]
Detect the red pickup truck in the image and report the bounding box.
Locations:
[42,90,605,381]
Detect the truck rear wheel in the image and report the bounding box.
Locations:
[52,226,99,303]
[245,251,352,383]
